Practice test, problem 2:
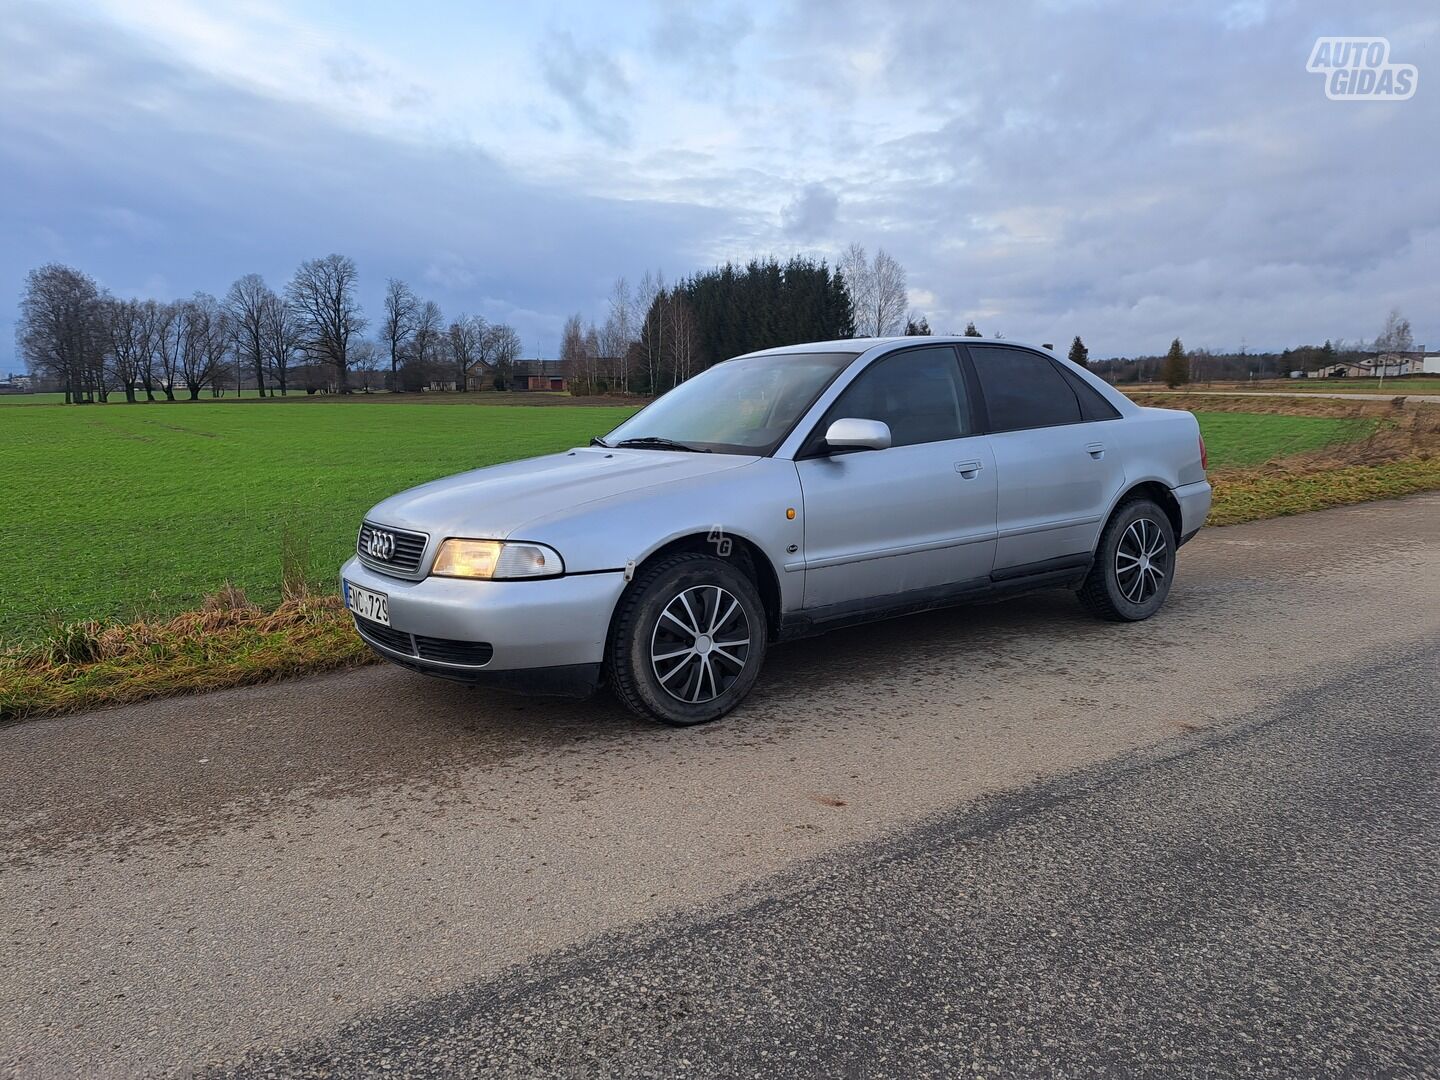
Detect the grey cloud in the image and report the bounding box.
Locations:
[780,182,839,239]
[649,4,755,90]
[761,0,1439,354]
[538,30,632,146]
[0,3,726,358]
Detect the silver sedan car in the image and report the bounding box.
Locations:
[341,337,1210,725]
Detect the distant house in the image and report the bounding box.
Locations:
[1312,353,1427,379]
[1313,362,1369,378]
[510,359,568,392]
[0,373,32,394]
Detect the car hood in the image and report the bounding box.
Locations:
[364,447,760,541]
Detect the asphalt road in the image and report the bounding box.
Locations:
[220,640,1440,1078]
[3,493,1438,1077]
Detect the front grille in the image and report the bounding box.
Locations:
[357,521,428,575]
[415,635,494,666]
[353,616,493,668]
[353,616,413,655]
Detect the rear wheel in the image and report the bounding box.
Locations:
[1078,498,1175,621]
[607,553,768,726]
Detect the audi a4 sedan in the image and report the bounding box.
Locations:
[341,338,1210,725]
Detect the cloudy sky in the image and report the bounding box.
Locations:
[2,0,1435,362]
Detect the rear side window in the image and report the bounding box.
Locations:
[969,347,1082,431]
[816,346,970,449]
[1057,365,1122,421]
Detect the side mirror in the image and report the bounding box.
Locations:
[824,417,891,452]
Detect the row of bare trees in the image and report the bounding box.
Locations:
[17,256,523,402]
[380,280,522,392]
[559,273,691,395]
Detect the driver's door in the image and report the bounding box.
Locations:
[794,346,998,610]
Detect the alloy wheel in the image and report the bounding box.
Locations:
[1115,516,1169,604]
[650,585,752,703]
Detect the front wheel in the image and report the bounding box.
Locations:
[607,553,768,726]
[1077,498,1176,621]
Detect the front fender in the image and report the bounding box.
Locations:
[514,457,806,610]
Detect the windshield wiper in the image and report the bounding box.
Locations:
[589,436,611,447]
[612,436,712,453]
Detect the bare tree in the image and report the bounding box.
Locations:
[101,296,151,402]
[667,293,699,385]
[1373,308,1414,388]
[839,245,907,336]
[635,270,665,393]
[285,254,366,393]
[484,322,522,390]
[446,314,487,390]
[225,274,277,397]
[869,249,908,337]
[560,313,591,393]
[152,302,182,400]
[178,293,230,399]
[134,299,163,400]
[381,279,419,392]
[838,243,875,335]
[16,264,105,403]
[606,276,634,391]
[405,300,445,390]
[350,339,382,392]
[260,291,299,395]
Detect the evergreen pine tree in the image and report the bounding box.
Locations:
[963,321,981,337]
[1068,335,1089,368]
[1162,338,1189,388]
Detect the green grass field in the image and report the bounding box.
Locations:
[0,401,637,641]
[0,400,1377,643]
[1194,412,1377,468]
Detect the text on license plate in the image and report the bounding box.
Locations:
[344,581,390,626]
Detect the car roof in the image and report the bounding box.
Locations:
[737,337,1057,359]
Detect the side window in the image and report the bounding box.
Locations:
[818,347,969,449]
[1057,364,1122,421]
[969,347,1082,431]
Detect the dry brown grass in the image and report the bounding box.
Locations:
[0,586,372,724]
[1140,397,1440,525]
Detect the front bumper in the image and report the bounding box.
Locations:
[340,556,627,674]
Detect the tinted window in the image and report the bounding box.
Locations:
[969,347,1082,431]
[1057,364,1122,421]
[817,346,969,449]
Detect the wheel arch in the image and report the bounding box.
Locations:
[606,529,784,648]
[1107,480,1183,540]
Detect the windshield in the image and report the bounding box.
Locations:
[601,351,859,455]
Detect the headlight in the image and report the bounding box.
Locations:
[430,539,564,580]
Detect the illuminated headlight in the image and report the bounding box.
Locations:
[430,540,564,580]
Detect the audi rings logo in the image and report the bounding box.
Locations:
[365,529,397,561]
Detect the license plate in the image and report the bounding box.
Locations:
[344,580,390,626]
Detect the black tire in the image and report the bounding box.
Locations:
[1078,498,1176,622]
[607,553,768,726]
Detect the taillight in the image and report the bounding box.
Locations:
[1199,433,1208,471]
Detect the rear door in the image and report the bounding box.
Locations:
[794,345,998,609]
[963,345,1127,572]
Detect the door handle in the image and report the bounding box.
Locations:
[955,460,983,478]
[1086,443,1106,459]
